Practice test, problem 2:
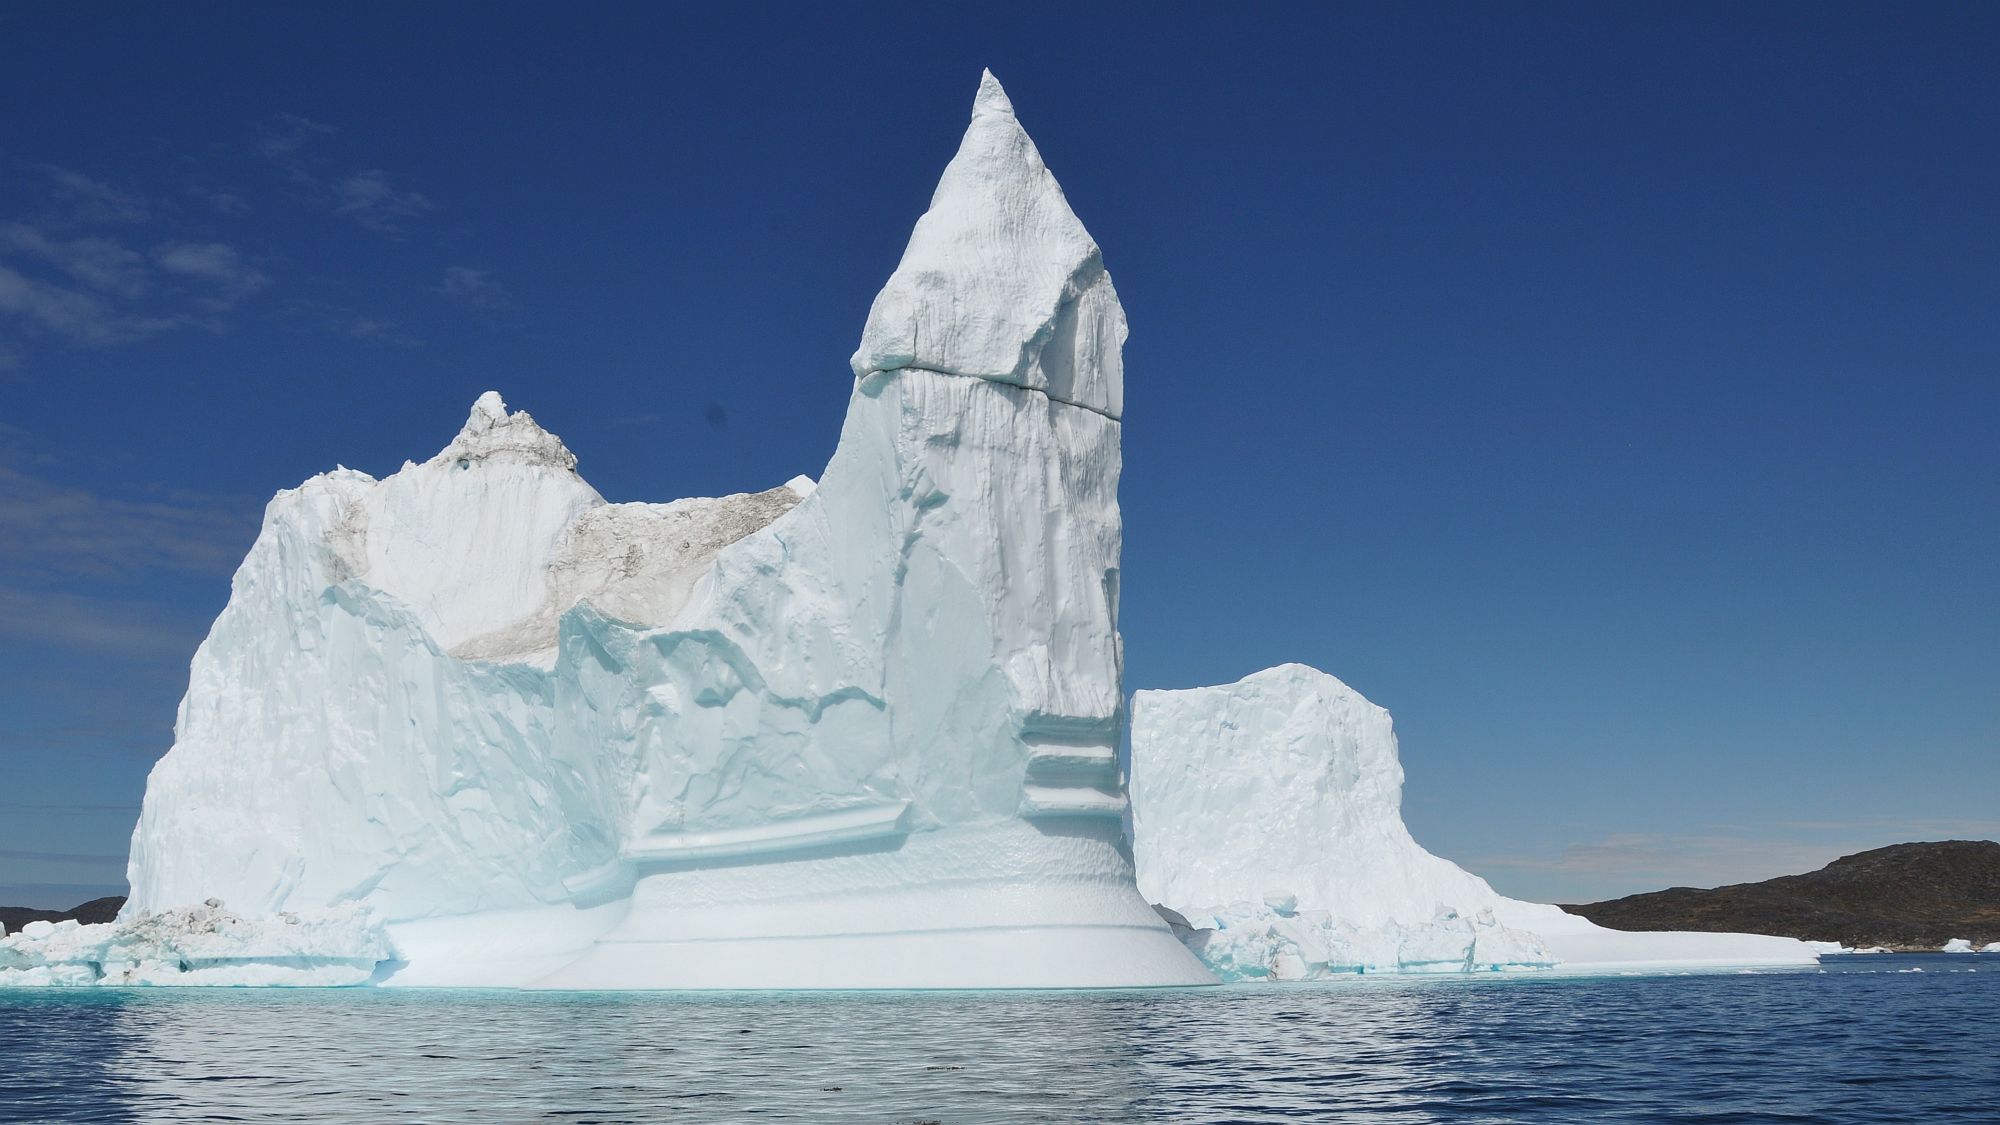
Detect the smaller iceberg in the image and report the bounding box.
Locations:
[1130,664,1831,979]
[1130,664,1554,978]
[1941,938,1976,953]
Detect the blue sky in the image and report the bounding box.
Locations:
[1,3,1994,908]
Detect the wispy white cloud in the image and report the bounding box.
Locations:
[151,241,271,311]
[256,113,335,166]
[347,317,421,346]
[0,264,180,347]
[31,164,150,226]
[437,266,512,310]
[279,299,422,347]
[0,222,149,297]
[0,463,257,579]
[255,115,434,234]
[0,586,211,659]
[0,206,269,350]
[333,170,434,232]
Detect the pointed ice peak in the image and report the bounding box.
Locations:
[466,390,509,430]
[431,390,579,471]
[972,68,1013,118]
[850,71,1127,419]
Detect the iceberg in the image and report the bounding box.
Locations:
[2,73,1831,992]
[28,70,1209,990]
[1941,938,1976,953]
[1130,664,1832,978]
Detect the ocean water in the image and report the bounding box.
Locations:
[3,956,1995,1123]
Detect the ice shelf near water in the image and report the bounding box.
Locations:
[1130,664,1833,980]
[0,902,390,987]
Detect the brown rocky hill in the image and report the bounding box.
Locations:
[0,896,126,933]
[1563,840,2000,950]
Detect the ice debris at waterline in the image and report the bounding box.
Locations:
[1129,665,1833,979]
[18,70,1211,991]
[0,902,390,987]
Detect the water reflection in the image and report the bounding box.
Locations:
[1,965,1993,1123]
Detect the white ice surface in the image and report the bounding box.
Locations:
[1942,938,1975,953]
[1130,664,1831,978]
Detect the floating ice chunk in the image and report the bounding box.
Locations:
[1942,938,1976,953]
[0,901,391,987]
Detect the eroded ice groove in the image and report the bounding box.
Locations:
[1130,664,1831,979]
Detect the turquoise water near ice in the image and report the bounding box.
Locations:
[3,956,1995,1123]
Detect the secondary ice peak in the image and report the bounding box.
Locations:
[467,390,508,429]
[973,68,1014,118]
[433,390,579,471]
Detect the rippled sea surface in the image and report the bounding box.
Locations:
[4,956,1996,1123]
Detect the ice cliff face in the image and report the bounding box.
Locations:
[96,71,1210,990]
[1131,664,1832,978]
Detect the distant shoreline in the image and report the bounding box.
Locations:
[1564,840,2000,952]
